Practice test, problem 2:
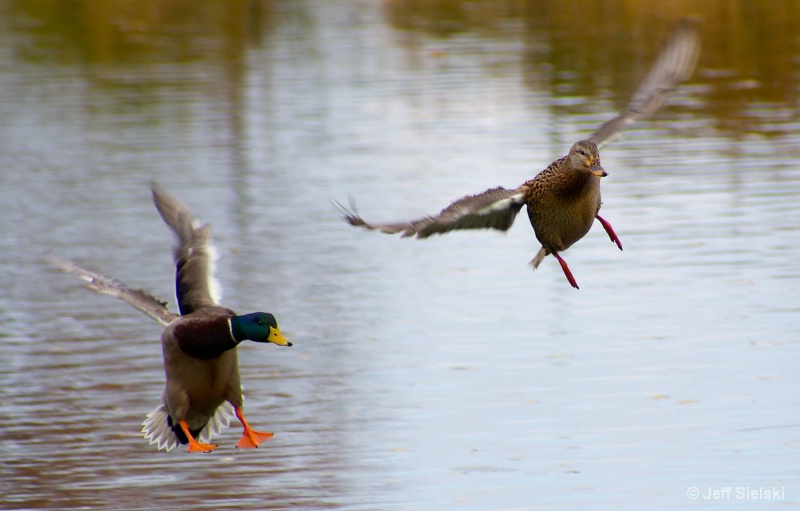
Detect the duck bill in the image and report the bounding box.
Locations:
[590,163,607,177]
[269,326,293,347]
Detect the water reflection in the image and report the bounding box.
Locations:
[1,1,798,510]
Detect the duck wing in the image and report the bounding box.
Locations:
[340,187,526,239]
[47,254,178,328]
[589,17,701,149]
[151,185,223,315]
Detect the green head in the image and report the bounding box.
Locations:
[230,312,292,347]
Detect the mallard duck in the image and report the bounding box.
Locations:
[48,185,292,452]
[341,19,700,289]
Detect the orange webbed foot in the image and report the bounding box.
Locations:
[553,252,579,290]
[234,406,274,449]
[179,419,218,453]
[187,439,218,453]
[236,428,274,449]
[596,215,622,251]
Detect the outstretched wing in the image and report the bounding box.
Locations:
[341,20,699,241]
[151,184,222,315]
[589,17,701,148]
[340,186,526,239]
[47,254,178,328]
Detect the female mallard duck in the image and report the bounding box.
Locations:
[341,19,699,289]
[49,185,291,452]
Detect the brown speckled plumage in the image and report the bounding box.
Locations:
[522,141,603,255]
[341,19,700,289]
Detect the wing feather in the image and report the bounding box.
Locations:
[151,185,222,315]
[589,17,701,148]
[340,19,700,247]
[47,254,178,328]
[340,187,526,239]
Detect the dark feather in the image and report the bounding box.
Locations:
[151,185,220,315]
[589,17,701,148]
[46,254,178,328]
[167,415,200,445]
[339,187,526,239]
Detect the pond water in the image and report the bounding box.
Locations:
[0,1,798,510]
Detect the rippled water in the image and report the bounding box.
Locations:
[1,1,798,510]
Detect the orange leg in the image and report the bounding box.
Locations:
[553,252,579,290]
[234,406,274,449]
[596,215,623,251]
[179,419,218,453]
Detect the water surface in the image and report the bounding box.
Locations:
[1,1,798,510]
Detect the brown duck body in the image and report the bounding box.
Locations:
[519,141,602,255]
[523,154,602,256]
[518,139,616,288]
[162,306,241,441]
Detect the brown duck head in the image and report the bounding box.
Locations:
[568,140,606,177]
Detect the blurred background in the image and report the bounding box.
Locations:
[1,1,798,510]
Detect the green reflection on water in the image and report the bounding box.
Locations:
[5,0,799,136]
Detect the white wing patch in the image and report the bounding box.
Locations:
[206,241,223,304]
[191,218,222,304]
[475,193,526,215]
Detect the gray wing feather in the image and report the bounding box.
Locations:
[151,184,221,315]
[589,18,701,149]
[341,187,526,239]
[47,254,178,328]
[341,20,699,242]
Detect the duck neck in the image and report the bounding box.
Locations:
[228,316,248,344]
[561,169,596,198]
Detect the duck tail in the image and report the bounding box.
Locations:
[141,402,236,452]
[142,405,181,452]
[196,401,236,445]
[529,247,549,270]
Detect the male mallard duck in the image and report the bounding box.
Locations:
[48,185,292,452]
[341,19,700,289]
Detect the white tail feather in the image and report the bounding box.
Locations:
[141,401,236,452]
[198,401,236,444]
[529,247,548,270]
[142,405,180,452]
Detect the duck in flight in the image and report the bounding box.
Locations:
[341,19,700,289]
[49,185,292,452]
